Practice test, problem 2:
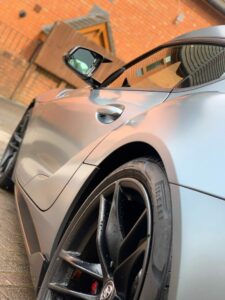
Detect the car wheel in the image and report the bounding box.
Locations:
[38,158,172,300]
[0,108,31,191]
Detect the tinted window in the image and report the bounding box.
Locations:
[109,43,225,89]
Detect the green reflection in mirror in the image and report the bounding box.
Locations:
[67,48,101,76]
[68,57,89,75]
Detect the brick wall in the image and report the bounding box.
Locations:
[0,0,223,62]
[0,50,61,105]
[0,22,32,59]
[0,0,224,105]
[14,66,61,105]
[0,50,28,99]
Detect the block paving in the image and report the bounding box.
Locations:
[0,98,35,299]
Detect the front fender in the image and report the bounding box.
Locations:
[85,91,225,199]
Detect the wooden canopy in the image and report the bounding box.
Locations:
[35,22,123,87]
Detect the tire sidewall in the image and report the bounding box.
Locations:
[0,134,17,190]
[0,107,32,190]
[38,158,172,300]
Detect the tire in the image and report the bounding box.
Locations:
[0,108,32,191]
[38,158,172,300]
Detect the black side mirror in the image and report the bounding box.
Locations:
[64,47,112,86]
[64,46,112,87]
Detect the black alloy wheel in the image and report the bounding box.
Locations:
[0,108,31,190]
[38,158,172,300]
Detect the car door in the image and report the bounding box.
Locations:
[16,87,169,210]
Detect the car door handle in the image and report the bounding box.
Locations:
[96,105,124,124]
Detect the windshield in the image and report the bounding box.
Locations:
[108,43,225,90]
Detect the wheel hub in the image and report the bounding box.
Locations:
[100,280,115,300]
[42,178,152,300]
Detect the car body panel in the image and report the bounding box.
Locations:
[16,88,169,210]
[15,85,225,258]
[174,25,225,41]
[15,162,97,288]
[86,88,225,199]
[15,169,225,299]
[142,184,225,300]
[10,25,225,298]
[15,163,96,260]
[167,185,225,300]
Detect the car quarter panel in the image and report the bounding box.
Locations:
[141,184,225,300]
[166,185,225,300]
[85,91,225,199]
[15,87,169,210]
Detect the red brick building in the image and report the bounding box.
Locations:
[0,0,224,104]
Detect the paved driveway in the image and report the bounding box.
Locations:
[0,98,35,299]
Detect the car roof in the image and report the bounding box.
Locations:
[102,26,225,87]
[174,25,225,41]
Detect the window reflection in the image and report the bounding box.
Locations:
[109,43,225,90]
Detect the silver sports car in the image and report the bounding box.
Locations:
[1,25,225,300]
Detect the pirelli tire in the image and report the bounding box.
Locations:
[38,158,172,300]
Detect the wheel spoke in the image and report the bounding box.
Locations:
[0,153,15,175]
[0,135,19,174]
[41,178,152,300]
[0,150,13,169]
[96,195,112,277]
[119,209,147,263]
[0,109,29,180]
[48,282,97,299]
[13,132,22,143]
[105,181,124,266]
[60,250,103,280]
[114,240,147,297]
[9,142,19,151]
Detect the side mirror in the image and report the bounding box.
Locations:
[64,47,112,87]
[64,47,106,77]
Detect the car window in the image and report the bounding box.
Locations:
[175,44,225,88]
[109,43,225,90]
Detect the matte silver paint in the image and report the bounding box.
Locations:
[168,185,225,300]
[13,26,225,298]
[174,25,225,41]
[15,163,96,260]
[141,185,225,300]
[16,88,169,210]
[86,89,225,199]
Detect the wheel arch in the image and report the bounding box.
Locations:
[95,141,164,175]
[51,141,165,256]
[51,142,164,256]
[40,155,171,300]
